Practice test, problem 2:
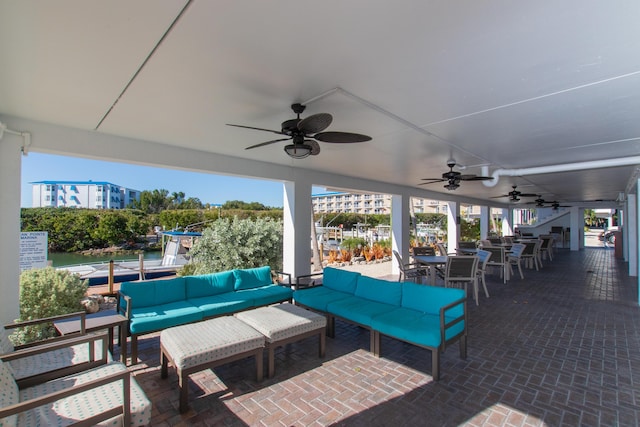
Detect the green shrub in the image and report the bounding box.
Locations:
[12,267,88,345]
[188,216,283,274]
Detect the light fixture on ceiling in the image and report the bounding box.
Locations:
[284,143,312,159]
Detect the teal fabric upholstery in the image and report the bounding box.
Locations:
[293,286,352,312]
[234,266,273,290]
[322,267,360,294]
[402,282,464,317]
[187,294,254,318]
[154,277,187,306]
[129,302,202,335]
[371,308,455,348]
[354,275,402,305]
[185,271,235,298]
[327,297,395,327]
[235,284,293,307]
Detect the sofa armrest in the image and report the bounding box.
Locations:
[117,292,133,320]
[0,367,132,426]
[275,271,292,287]
[1,332,108,362]
[4,312,87,350]
[294,272,324,290]
[439,296,467,350]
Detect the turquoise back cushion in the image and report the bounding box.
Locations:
[355,276,402,306]
[153,277,186,305]
[322,267,360,294]
[120,281,156,309]
[186,271,235,298]
[401,282,465,316]
[234,266,273,290]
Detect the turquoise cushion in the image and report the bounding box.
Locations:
[235,284,293,307]
[371,308,464,348]
[327,296,396,327]
[185,271,235,298]
[129,301,202,334]
[293,287,352,312]
[355,276,402,306]
[153,277,186,305]
[401,282,465,316]
[120,281,155,309]
[322,267,360,294]
[187,295,254,318]
[234,266,273,290]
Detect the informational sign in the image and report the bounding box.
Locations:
[20,231,48,271]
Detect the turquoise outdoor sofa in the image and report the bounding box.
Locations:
[117,266,292,363]
[293,267,467,380]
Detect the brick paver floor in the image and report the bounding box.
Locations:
[116,246,640,426]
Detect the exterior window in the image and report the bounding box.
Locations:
[45,195,50,201]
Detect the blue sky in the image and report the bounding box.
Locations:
[21,153,291,208]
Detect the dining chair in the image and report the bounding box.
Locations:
[435,243,450,256]
[507,243,526,280]
[521,240,541,270]
[539,235,554,261]
[444,255,480,305]
[475,249,492,299]
[483,246,509,284]
[412,246,436,256]
[393,250,428,283]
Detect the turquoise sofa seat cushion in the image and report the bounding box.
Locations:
[327,296,396,327]
[293,286,351,312]
[129,301,202,334]
[235,284,293,307]
[371,308,463,349]
[355,276,402,305]
[322,267,360,294]
[234,266,273,290]
[187,295,254,318]
[185,271,235,298]
[120,278,187,309]
[401,282,464,316]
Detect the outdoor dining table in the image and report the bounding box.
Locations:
[414,255,448,285]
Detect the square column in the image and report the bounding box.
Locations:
[283,180,312,279]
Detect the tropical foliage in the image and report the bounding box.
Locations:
[186,216,283,274]
[12,267,87,345]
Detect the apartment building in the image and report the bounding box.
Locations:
[312,192,454,215]
[31,180,140,209]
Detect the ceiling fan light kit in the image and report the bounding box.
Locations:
[228,103,371,159]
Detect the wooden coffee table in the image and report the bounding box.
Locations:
[54,310,128,364]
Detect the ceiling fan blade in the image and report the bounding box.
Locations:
[227,123,286,136]
[307,140,321,155]
[459,175,494,181]
[314,131,372,143]
[489,194,509,199]
[418,179,446,185]
[517,193,539,197]
[245,138,291,150]
[298,113,333,134]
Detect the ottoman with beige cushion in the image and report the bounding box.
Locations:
[235,303,326,378]
[160,316,265,413]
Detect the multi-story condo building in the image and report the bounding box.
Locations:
[31,180,140,209]
[312,192,452,215]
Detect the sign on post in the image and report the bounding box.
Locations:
[20,231,49,271]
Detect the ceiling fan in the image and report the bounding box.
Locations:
[525,197,570,209]
[490,185,538,202]
[227,103,371,159]
[419,159,493,191]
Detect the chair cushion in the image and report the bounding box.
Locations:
[354,276,402,306]
[153,277,187,306]
[234,266,273,290]
[322,267,360,294]
[18,362,152,427]
[293,287,352,312]
[0,359,18,427]
[401,282,465,316]
[187,294,255,318]
[185,271,236,298]
[234,284,293,307]
[120,278,186,309]
[129,301,202,335]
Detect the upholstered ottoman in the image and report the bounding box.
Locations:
[235,303,326,378]
[160,316,265,413]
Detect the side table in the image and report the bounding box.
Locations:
[54,310,128,364]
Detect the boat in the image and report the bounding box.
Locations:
[58,231,201,286]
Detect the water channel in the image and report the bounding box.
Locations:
[48,251,163,267]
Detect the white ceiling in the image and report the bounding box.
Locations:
[1,0,639,207]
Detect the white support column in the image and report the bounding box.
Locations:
[628,192,637,277]
[501,208,513,236]
[480,206,489,239]
[569,207,583,251]
[283,179,312,280]
[0,136,22,324]
[447,201,459,251]
[391,194,410,279]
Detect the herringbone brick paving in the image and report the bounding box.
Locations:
[116,246,640,426]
